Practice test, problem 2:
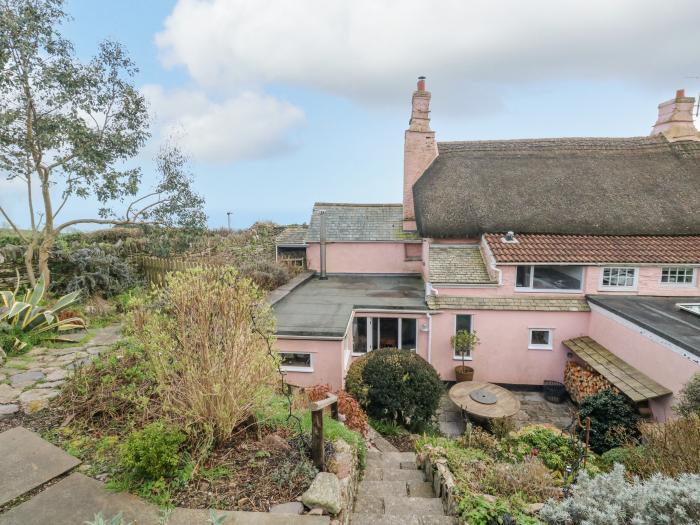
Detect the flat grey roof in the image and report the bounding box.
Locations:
[588,295,700,358]
[273,274,427,338]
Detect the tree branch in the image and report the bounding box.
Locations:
[125,191,159,220]
[54,217,157,234]
[0,206,28,242]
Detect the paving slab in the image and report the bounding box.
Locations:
[170,508,329,524]
[0,427,81,506]
[383,497,445,516]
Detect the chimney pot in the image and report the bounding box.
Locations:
[650,89,699,142]
[417,76,426,92]
[676,89,685,98]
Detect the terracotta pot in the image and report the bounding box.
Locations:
[455,365,474,382]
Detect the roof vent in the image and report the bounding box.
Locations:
[678,303,700,317]
[502,231,518,244]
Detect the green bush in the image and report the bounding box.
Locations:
[676,373,700,417]
[357,348,443,429]
[238,260,290,291]
[502,425,581,473]
[578,389,639,453]
[600,446,640,471]
[345,353,370,406]
[50,247,138,298]
[120,422,186,480]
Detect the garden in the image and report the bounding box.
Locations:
[1,226,366,521]
[343,344,700,525]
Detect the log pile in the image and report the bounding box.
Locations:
[564,361,619,404]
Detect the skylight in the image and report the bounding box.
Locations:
[677,303,700,317]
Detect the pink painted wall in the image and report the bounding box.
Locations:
[276,338,345,391]
[582,266,700,296]
[428,310,589,384]
[307,242,422,274]
[588,307,700,420]
[434,265,700,297]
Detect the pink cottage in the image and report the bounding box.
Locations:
[272,80,700,421]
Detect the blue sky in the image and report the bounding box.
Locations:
[3,0,700,229]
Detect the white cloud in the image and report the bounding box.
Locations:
[141,85,305,164]
[155,0,700,112]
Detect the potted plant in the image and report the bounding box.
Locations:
[451,330,479,382]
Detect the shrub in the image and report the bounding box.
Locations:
[600,446,640,471]
[306,384,369,436]
[139,267,278,448]
[120,421,186,480]
[358,348,443,428]
[0,274,84,353]
[481,458,561,502]
[539,464,700,525]
[345,353,370,406]
[500,425,585,473]
[238,260,290,291]
[51,247,138,298]
[577,389,639,453]
[676,373,700,417]
[629,415,700,477]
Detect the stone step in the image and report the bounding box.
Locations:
[384,496,445,516]
[350,515,456,525]
[408,481,435,498]
[353,495,384,514]
[357,480,408,498]
[362,467,424,482]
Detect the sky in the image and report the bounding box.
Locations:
[2,0,700,230]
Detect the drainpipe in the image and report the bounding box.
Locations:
[319,210,327,280]
[427,312,433,365]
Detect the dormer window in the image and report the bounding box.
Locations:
[515,265,583,292]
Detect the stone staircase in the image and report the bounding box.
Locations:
[350,448,456,525]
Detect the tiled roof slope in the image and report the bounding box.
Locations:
[276,225,308,246]
[484,233,700,264]
[427,296,590,312]
[306,203,420,242]
[429,245,496,284]
[413,136,700,237]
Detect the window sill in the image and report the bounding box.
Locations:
[351,353,367,357]
[528,346,553,351]
[281,367,314,373]
[453,357,474,362]
[598,287,637,292]
[514,288,583,294]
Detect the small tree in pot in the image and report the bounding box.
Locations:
[451,330,479,382]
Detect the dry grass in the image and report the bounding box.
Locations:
[141,267,279,449]
[627,415,700,478]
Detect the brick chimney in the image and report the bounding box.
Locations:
[403,76,438,231]
[650,89,700,142]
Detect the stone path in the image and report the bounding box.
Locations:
[0,325,122,416]
[437,389,575,436]
[351,433,455,525]
[0,427,330,525]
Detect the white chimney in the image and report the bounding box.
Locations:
[650,89,700,142]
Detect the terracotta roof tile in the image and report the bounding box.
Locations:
[484,233,700,264]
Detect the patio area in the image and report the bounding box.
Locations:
[437,387,575,437]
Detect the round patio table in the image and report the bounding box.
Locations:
[448,381,521,420]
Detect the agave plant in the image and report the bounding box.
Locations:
[0,274,85,350]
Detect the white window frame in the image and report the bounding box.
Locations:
[660,266,696,287]
[351,316,418,356]
[279,352,314,373]
[528,328,553,350]
[599,266,638,291]
[453,314,475,361]
[514,265,584,293]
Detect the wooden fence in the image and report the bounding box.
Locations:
[139,256,225,286]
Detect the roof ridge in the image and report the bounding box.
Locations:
[313,202,403,207]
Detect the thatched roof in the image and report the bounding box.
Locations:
[413,136,700,238]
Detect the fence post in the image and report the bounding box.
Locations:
[309,393,338,471]
[311,407,324,470]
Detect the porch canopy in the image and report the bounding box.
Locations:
[563,336,672,402]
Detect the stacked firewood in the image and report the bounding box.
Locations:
[564,361,618,404]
